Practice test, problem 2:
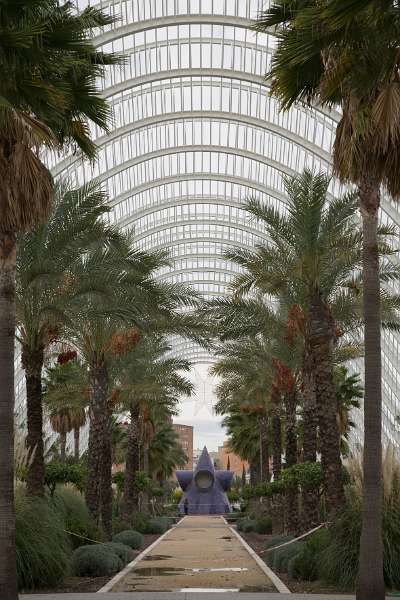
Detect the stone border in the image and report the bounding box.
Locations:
[97,517,188,593]
[222,517,291,594]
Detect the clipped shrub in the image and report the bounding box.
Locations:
[131,512,151,534]
[254,516,273,534]
[241,519,256,533]
[102,542,134,565]
[16,492,71,590]
[268,541,304,573]
[71,544,122,577]
[289,528,331,581]
[52,486,103,549]
[147,517,168,534]
[112,530,144,550]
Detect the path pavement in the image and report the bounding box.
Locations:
[107,515,278,593]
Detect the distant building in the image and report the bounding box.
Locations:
[218,440,248,478]
[173,424,194,470]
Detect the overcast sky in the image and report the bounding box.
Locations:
[173,363,227,452]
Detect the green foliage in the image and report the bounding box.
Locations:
[71,544,123,577]
[112,518,132,535]
[112,471,125,493]
[44,461,87,496]
[147,517,168,534]
[131,512,151,534]
[287,529,330,582]
[102,543,134,565]
[241,519,257,533]
[227,490,240,502]
[16,493,71,590]
[244,463,323,500]
[112,530,144,550]
[268,541,304,573]
[254,516,273,535]
[52,486,103,549]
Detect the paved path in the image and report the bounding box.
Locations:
[108,515,278,593]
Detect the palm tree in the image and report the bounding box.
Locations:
[43,358,88,461]
[226,171,364,512]
[17,182,114,494]
[118,336,193,521]
[254,5,400,596]
[149,424,188,483]
[0,2,116,593]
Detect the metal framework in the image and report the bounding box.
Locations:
[14,0,400,452]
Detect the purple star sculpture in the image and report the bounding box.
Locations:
[177,446,234,515]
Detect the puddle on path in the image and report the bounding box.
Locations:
[143,555,172,561]
[132,566,249,577]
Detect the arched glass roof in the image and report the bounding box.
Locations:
[25,0,398,450]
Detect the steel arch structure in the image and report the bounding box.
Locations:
[14,0,400,452]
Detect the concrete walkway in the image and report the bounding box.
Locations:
[105,515,279,593]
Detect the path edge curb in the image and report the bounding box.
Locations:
[97,516,188,593]
[222,517,291,594]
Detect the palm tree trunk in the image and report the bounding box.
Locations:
[0,231,18,600]
[271,392,282,481]
[85,356,108,525]
[249,454,261,486]
[74,426,80,461]
[101,409,113,539]
[301,342,320,530]
[356,175,385,600]
[122,403,140,522]
[259,414,270,482]
[284,389,298,534]
[22,345,45,497]
[60,432,66,462]
[309,293,344,513]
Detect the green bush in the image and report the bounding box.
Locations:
[289,528,331,582]
[147,517,168,534]
[254,516,273,534]
[268,541,304,573]
[71,544,122,577]
[52,486,103,549]
[241,519,256,533]
[44,461,86,496]
[102,542,134,565]
[112,530,144,550]
[16,492,71,590]
[131,512,151,534]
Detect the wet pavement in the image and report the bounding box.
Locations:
[109,516,278,593]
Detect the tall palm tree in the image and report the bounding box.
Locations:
[0,2,116,594]
[226,171,364,512]
[254,4,400,596]
[149,424,188,483]
[17,182,114,495]
[43,358,88,461]
[118,336,193,521]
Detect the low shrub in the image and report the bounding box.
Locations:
[147,517,168,534]
[52,486,103,549]
[288,528,331,582]
[102,542,134,565]
[241,519,256,533]
[268,541,304,573]
[265,534,294,550]
[112,530,144,550]
[254,516,273,535]
[131,512,151,534]
[71,544,122,577]
[16,492,71,590]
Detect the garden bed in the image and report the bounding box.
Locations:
[23,533,161,594]
[238,529,346,595]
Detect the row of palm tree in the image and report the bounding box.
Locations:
[0,2,120,597]
[206,168,400,565]
[254,3,400,598]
